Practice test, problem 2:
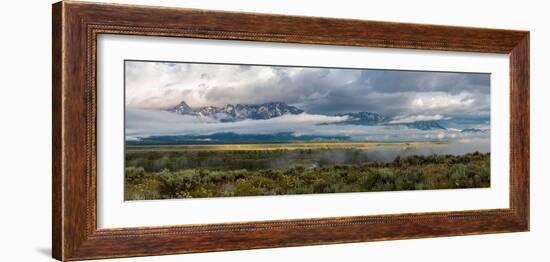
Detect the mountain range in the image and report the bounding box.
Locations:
[169,101,446,131]
[171,101,303,122]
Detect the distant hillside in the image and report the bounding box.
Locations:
[128,132,351,145]
[394,121,446,131]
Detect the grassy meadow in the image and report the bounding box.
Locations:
[124,142,490,200]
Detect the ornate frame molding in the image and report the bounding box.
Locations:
[53,1,529,261]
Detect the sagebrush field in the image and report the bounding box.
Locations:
[124,143,490,200]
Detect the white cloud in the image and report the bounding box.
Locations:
[410,92,475,110]
[126,110,348,138]
[389,114,451,124]
[263,113,348,123]
[125,61,359,110]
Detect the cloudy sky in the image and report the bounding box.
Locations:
[125,60,490,118]
[125,60,490,142]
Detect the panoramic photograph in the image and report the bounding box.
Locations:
[124,60,491,200]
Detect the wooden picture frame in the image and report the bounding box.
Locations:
[52,1,529,261]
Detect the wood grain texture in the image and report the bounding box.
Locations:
[52,1,530,261]
[509,35,530,227]
[52,2,63,260]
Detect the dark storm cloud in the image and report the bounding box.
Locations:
[290,69,490,116]
[359,70,490,94]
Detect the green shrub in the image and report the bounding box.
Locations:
[158,169,201,197]
[249,176,275,189]
[313,179,334,193]
[234,179,261,196]
[447,164,470,188]
[360,169,396,191]
[189,186,215,198]
[125,166,148,182]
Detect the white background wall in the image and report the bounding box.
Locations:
[0,0,547,261]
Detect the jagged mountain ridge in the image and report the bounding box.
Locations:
[171,101,303,122]
[321,112,445,130]
[397,121,446,131]
[170,101,446,130]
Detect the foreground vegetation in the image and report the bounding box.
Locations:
[124,147,490,200]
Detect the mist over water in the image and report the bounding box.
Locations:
[267,139,490,169]
[363,139,489,162]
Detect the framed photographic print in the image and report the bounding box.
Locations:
[52,1,529,261]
